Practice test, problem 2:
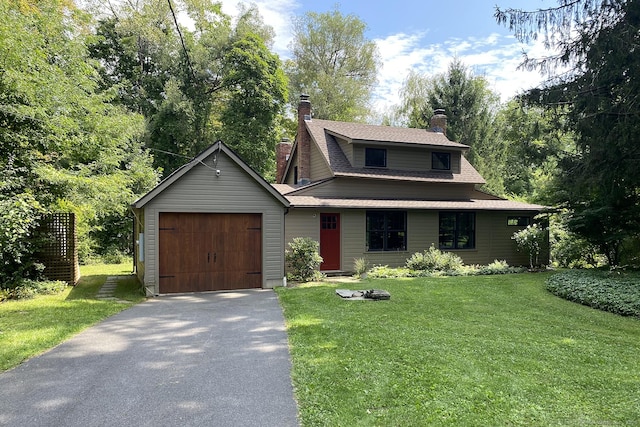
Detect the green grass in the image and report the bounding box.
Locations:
[276,273,640,426]
[0,262,145,372]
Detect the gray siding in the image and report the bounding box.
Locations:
[281,141,332,184]
[284,208,543,274]
[284,149,298,185]
[467,210,547,266]
[142,153,285,294]
[310,141,333,181]
[352,145,461,173]
[295,178,478,200]
[335,137,354,165]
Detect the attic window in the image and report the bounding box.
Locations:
[365,148,387,168]
[432,152,451,171]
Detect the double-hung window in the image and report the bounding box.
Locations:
[366,211,406,251]
[439,212,475,249]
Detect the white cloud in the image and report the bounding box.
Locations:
[218,0,299,57]
[372,32,551,113]
[217,1,553,115]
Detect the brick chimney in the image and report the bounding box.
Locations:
[430,109,447,135]
[297,94,312,185]
[275,138,292,184]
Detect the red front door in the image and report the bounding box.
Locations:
[320,213,340,271]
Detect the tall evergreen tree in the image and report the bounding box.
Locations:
[497,0,640,265]
[394,60,501,192]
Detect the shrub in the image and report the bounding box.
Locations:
[550,222,603,268]
[368,260,523,279]
[620,236,640,267]
[285,237,324,282]
[477,260,524,275]
[103,249,127,265]
[0,279,67,301]
[512,223,547,269]
[353,258,369,278]
[0,193,45,285]
[405,245,464,272]
[546,269,640,318]
[368,265,412,279]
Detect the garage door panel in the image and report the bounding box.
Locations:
[159,213,262,294]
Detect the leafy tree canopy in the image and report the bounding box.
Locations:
[88,0,288,178]
[285,6,380,122]
[0,0,158,269]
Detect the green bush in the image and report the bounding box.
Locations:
[405,245,464,272]
[546,269,640,318]
[0,279,67,301]
[353,258,369,278]
[368,260,523,279]
[477,260,524,275]
[368,265,412,279]
[285,237,324,282]
[550,224,603,268]
[620,236,640,267]
[0,193,45,285]
[103,249,127,265]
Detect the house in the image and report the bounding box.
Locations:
[272,95,547,273]
[131,142,289,296]
[132,96,546,295]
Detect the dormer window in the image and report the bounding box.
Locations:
[432,152,451,171]
[365,147,387,168]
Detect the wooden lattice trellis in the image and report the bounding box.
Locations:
[37,213,80,285]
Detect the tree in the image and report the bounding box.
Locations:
[88,0,288,178]
[493,100,575,202]
[218,34,288,178]
[286,6,380,122]
[496,0,640,265]
[512,223,547,269]
[394,60,502,192]
[0,0,158,267]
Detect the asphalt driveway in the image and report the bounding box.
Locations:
[0,290,299,427]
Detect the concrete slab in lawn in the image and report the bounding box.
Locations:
[0,290,299,427]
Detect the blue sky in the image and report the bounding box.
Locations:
[218,0,558,114]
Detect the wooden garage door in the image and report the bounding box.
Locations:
[158,213,262,293]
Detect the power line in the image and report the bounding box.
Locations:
[147,146,219,172]
[166,0,196,80]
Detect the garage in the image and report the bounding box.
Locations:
[132,142,289,296]
[158,213,262,293]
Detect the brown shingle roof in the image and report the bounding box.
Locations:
[310,119,469,148]
[283,195,545,211]
[304,119,484,184]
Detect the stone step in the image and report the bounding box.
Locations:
[95,276,130,303]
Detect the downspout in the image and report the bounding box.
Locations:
[283,207,289,287]
[130,206,137,275]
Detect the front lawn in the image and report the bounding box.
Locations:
[0,263,145,372]
[276,273,640,426]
